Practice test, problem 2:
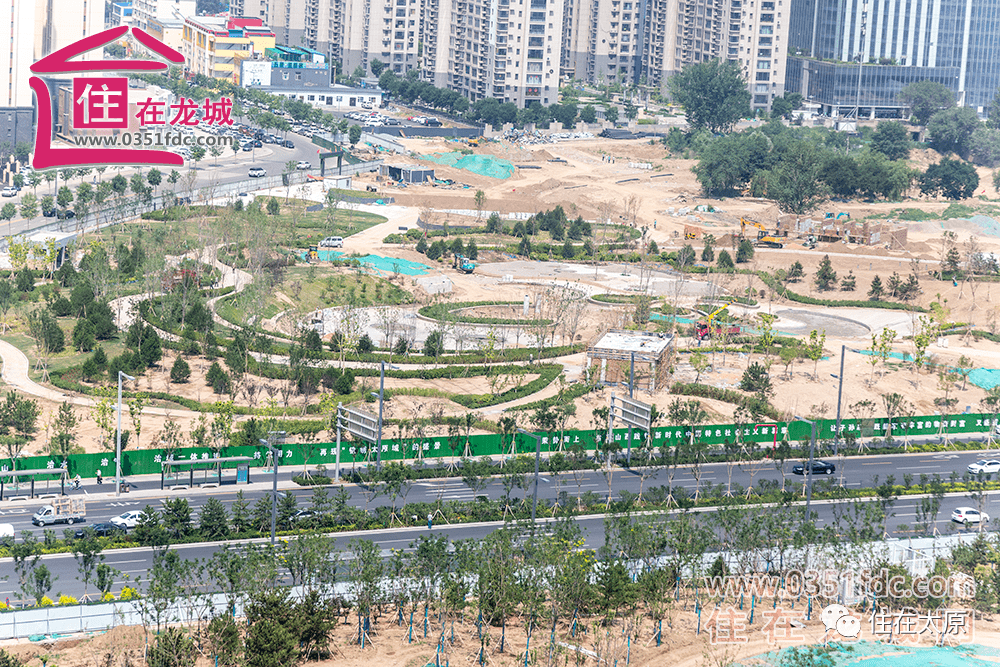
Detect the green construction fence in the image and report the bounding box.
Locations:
[3,412,995,480]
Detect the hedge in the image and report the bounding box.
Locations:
[508,381,597,412]
[452,364,563,409]
[419,301,552,326]
[669,381,781,420]
[757,272,926,312]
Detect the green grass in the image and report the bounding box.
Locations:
[219,269,413,325]
[6,328,126,380]
[894,208,939,221]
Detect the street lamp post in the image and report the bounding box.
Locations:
[260,436,280,545]
[116,371,135,497]
[794,415,817,519]
[516,429,542,532]
[372,361,399,471]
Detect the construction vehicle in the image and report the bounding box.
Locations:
[307,245,319,262]
[683,223,703,240]
[454,253,476,274]
[695,302,742,339]
[468,138,481,147]
[32,498,86,526]
[740,217,783,249]
[803,234,817,250]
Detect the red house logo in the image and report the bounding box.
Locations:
[29,26,186,170]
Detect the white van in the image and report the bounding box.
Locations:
[0,523,13,540]
[320,236,343,248]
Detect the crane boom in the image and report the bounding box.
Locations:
[706,302,730,324]
[739,217,783,249]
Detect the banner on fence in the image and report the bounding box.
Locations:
[1,413,994,477]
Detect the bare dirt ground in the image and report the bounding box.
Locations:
[12,134,1000,456]
[3,608,998,667]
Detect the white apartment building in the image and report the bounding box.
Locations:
[132,0,195,31]
[231,0,785,110]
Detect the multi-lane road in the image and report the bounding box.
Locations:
[2,448,997,598]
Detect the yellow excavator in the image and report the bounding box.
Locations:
[740,217,783,249]
[695,302,742,339]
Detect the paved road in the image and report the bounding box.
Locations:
[2,445,999,597]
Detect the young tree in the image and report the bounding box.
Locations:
[814,254,838,290]
[868,275,885,300]
[806,329,826,379]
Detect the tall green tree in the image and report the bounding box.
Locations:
[898,80,955,125]
[870,120,911,160]
[668,59,751,133]
[768,141,830,214]
[920,158,979,199]
[927,106,981,158]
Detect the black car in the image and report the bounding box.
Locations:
[74,522,125,539]
[252,140,262,148]
[282,139,294,148]
[791,460,836,476]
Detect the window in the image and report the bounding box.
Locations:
[759,25,772,34]
[754,94,768,103]
[755,71,769,80]
[527,48,543,58]
[756,60,769,69]
[759,36,771,44]
[758,48,771,57]
[760,13,773,21]
[755,83,768,92]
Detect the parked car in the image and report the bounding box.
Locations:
[242,143,254,151]
[248,167,266,178]
[282,140,294,148]
[252,140,262,148]
[1,186,17,197]
[952,507,990,525]
[110,510,142,530]
[424,118,442,127]
[319,236,343,248]
[384,118,401,126]
[296,161,311,170]
[967,459,1000,475]
[791,460,836,476]
[74,522,125,539]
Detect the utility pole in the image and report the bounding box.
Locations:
[834,344,845,455]
[795,416,817,520]
[517,429,542,533]
[116,371,135,497]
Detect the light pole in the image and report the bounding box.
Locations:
[372,361,399,470]
[516,428,542,532]
[116,371,135,497]
[794,415,817,519]
[259,435,281,545]
[833,344,846,455]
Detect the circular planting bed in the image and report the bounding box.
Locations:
[419,301,552,326]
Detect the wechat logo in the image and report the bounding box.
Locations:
[821,604,861,638]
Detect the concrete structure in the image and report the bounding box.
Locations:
[240,46,333,88]
[35,0,103,63]
[182,17,277,84]
[787,0,1000,116]
[777,216,908,249]
[105,1,134,29]
[132,0,194,31]
[254,85,383,108]
[380,163,434,183]
[586,330,672,393]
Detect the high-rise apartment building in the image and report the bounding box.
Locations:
[1,0,36,108]
[231,0,788,110]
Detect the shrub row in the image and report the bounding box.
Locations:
[452,364,563,409]
[508,381,597,412]
[669,381,781,420]
[419,300,552,326]
[756,272,926,312]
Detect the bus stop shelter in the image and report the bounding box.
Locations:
[0,468,68,500]
[160,456,254,489]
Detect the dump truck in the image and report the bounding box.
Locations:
[740,217,783,248]
[695,303,742,339]
[32,498,86,526]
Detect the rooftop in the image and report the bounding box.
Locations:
[589,330,673,356]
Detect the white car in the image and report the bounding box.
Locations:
[952,507,990,525]
[296,161,311,170]
[248,167,266,178]
[110,510,143,530]
[967,459,1000,475]
[1,186,17,197]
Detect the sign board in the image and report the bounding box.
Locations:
[611,394,652,431]
[343,407,378,443]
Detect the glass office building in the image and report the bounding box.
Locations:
[788,0,1000,115]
